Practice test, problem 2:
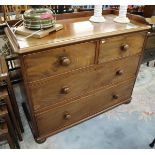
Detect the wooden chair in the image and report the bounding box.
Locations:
[5,54,22,85]
[0,15,4,24]
[3,5,16,21]
[0,56,23,140]
[0,5,4,24]
[0,119,15,148]
[0,105,20,149]
[2,5,29,22]
[47,5,73,14]
[1,33,22,85]
[0,88,22,141]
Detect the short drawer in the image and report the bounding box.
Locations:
[98,32,145,63]
[29,55,140,111]
[36,79,135,138]
[23,41,96,82]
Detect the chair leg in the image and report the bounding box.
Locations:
[6,115,20,149]
[6,132,16,149]
[7,79,24,133]
[6,96,23,141]
[147,61,149,67]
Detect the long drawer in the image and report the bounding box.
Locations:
[35,79,135,138]
[99,32,145,63]
[29,55,140,111]
[23,41,96,82]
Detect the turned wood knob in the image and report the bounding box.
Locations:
[116,69,124,75]
[61,86,70,94]
[121,44,129,51]
[113,94,119,99]
[64,112,71,120]
[60,57,71,66]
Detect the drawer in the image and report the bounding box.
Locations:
[29,55,140,111]
[23,41,96,82]
[36,79,135,138]
[98,32,145,63]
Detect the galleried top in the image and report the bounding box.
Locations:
[5,14,150,54]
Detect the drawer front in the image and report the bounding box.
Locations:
[30,55,140,111]
[23,42,96,82]
[36,79,135,138]
[99,32,145,63]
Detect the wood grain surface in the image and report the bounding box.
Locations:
[36,79,135,138]
[29,55,140,112]
[4,13,149,142]
[23,41,96,82]
[5,14,150,54]
[99,32,145,63]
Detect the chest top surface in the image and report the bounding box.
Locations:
[5,14,150,54]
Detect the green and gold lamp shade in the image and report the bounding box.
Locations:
[23,8,56,30]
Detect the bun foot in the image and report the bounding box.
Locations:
[124,101,131,104]
[35,138,47,144]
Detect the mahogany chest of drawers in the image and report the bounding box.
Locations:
[5,14,149,143]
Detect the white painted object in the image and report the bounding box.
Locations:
[114,5,130,24]
[89,5,105,23]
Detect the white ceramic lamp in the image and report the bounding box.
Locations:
[114,5,130,24]
[89,5,105,23]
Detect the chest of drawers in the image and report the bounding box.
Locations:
[5,14,149,143]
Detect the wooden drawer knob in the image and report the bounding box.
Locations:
[121,44,129,51]
[60,56,71,66]
[116,69,124,75]
[113,94,119,99]
[64,112,71,120]
[61,86,70,94]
